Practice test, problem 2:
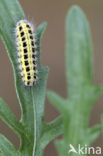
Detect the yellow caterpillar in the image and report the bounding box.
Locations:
[15,20,38,86]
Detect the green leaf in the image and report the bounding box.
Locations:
[35,116,63,155]
[55,140,67,156]
[0,134,19,156]
[32,67,49,156]
[42,116,63,148]
[0,0,63,155]
[0,1,102,156]
[0,98,24,136]
[37,22,47,41]
[0,0,49,155]
[84,86,103,112]
[47,6,103,156]
[65,5,93,97]
[87,125,102,144]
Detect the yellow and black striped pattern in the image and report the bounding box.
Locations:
[16,20,38,86]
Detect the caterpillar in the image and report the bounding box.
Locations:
[15,20,38,86]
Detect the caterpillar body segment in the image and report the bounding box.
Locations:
[15,20,38,86]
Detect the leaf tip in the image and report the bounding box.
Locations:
[68,5,83,15]
[66,5,86,23]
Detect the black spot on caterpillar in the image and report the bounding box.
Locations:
[15,20,38,86]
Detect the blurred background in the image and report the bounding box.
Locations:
[0,0,103,155]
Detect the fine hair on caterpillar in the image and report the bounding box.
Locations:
[15,19,39,86]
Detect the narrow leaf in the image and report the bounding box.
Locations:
[35,116,63,156]
[37,22,47,41]
[41,116,63,148]
[65,6,93,97]
[0,134,19,156]
[87,125,101,144]
[0,98,24,136]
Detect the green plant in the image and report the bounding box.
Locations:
[48,6,103,156]
[0,0,62,156]
[0,0,102,156]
